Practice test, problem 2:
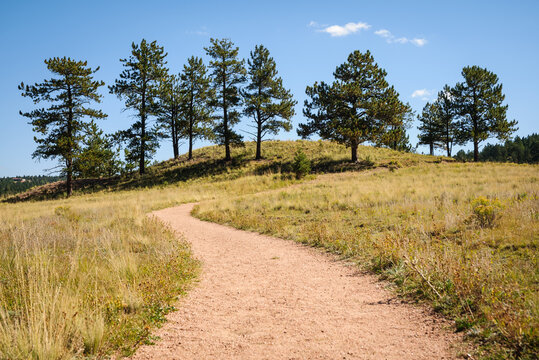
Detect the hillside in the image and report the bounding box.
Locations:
[5,140,448,202]
[194,162,538,359]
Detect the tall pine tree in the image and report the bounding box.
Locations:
[179,56,214,160]
[417,102,440,155]
[435,85,461,157]
[19,57,106,197]
[156,72,182,159]
[453,66,517,161]
[299,50,408,162]
[205,38,246,161]
[110,39,168,174]
[242,45,296,160]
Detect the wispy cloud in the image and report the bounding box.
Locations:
[374,29,427,47]
[411,89,432,100]
[187,26,210,36]
[315,21,371,37]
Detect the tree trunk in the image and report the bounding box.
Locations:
[429,143,434,156]
[172,116,179,159]
[140,84,146,175]
[473,138,479,162]
[223,81,230,161]
[66,159,72,197]
[256,109,262,160]
[188,98,194,160]
[66,83,73,197]
[351,141,358,162]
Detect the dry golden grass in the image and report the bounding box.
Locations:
[194,162,539,359]
[0,174,298,359]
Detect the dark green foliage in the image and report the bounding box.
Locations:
[376,107,414,152]
[19,57,107,197]
[156,73,182,159]
[417,86,462,156]
[453,66,518,161]
[418,102,440,155]
[205,38,246,160]
[434,86,462,157]
[242,45,297,160]
[0,176,62,197]
[454,133,539,163]
[110,39,168,174]
[73,121,121,178]
[299,50,410,162]
[292,149,311,179]
[179,56,214,160]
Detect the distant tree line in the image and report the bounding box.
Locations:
[18,39,523,197]
[0,175,62,197]
[454,133,538,163]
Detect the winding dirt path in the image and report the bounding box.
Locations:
[133,204,460,359]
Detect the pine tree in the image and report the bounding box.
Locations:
[110,39,168,174]
[156,72,182,159]
[299,50,408,162]
[19,57,106,197]
[435,85,462,157]
[452,66,517,161]
[417,102,440,155]
[205,38,246,161]
[179,56,214,160]
[73,121,120,178]
[242,45,296,160]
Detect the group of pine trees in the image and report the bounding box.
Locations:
[19,39,297,196]
[19,40,519,197]
[417,66,517,161]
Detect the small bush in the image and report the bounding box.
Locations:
[292,150,311,179]
[471,196,504,228]
[359,155,375,167]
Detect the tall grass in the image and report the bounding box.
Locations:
[0,174,298,359]
[194,163,539,359]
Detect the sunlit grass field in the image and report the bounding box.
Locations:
[0,173,298,359]
[194,162,539,359]
[1,141,535,359]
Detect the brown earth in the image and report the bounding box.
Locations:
[132,203,462,360]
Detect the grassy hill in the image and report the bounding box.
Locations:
[5,140,447,203]
[1,140,535,359]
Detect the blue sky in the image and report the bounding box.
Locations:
[1,0,537,176]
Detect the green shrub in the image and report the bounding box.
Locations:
[292,150,311,179]
[471,196,504,228]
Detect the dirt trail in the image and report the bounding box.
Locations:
[133,204,459,360]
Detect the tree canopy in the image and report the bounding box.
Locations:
[179,56,214,160]
[19,57,106,196]
[205,38,246,161]
[242,45,296,160]
[453,65,517,161]
[110,39,168,174]
[299,50,409,162]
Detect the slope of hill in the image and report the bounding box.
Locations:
[194,162,539,359]
[5,140,448,203]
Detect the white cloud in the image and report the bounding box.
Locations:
[375,29,427,47]
[411,89,432,100]
[321,22,371,37]
[308,20,319,27]
[187,26,209,36]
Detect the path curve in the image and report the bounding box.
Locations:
[133,204,459,360]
